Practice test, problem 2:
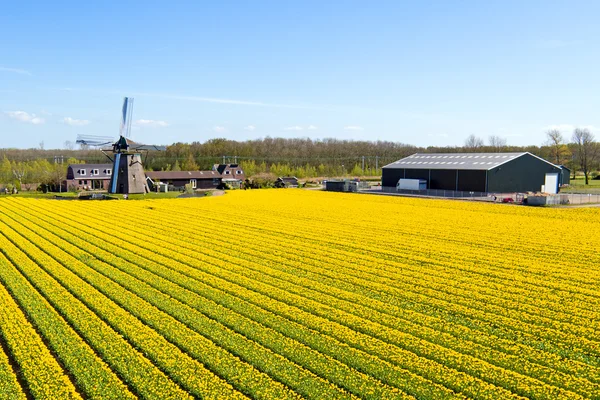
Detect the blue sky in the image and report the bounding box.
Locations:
[1,1,598,149]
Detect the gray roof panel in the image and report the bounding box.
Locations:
[382,152,529,170]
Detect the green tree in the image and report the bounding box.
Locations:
[351,163,363,176]
[172,160,181,171]
[182,154,199,170]
[0,156,12,185]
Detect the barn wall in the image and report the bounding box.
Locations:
[404,169,430,182]
[560,168,571,185]
[487,154,560,192]
[381,168,405,187]
[457,170,486,192]
[430,170,457,190]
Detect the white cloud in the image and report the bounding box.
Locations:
[4,111,45,125]
[284,126,303,131]
[0,66,32,76]
[244,125,256,131]
[307,125,318,130]
[63,117,90,126]
[213,126,227,132]
[344,125,364,131]
[134,119,169,128]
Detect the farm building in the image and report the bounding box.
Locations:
[275,177,299,188]
[66,163,112,191]
[145,170,222,190]
[382,152,563,193]
[558,165,571,185]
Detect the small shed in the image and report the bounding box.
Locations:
[275,177,299,188]
[558,165,571,186]
[324,180,346,192]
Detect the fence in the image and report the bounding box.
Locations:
[380,186,490,199]
[531,194,600,205]
[376,187,600,205]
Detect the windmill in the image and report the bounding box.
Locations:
[76,97,166,194]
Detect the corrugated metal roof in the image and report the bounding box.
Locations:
[146,170,222,180]
[382,152,529,170]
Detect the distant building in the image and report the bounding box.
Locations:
[275,177,299,188]
[213,163,245,188]
[66,164,112,191]
[145,170,222,190]
[382,152,563,193]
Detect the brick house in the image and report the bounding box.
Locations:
[66,164,113,191]
[212,163,245,188]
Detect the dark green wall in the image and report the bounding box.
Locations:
[487,154,560,192]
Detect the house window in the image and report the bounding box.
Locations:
[79,169,86,176]
[190,179,197,189]
[106,169,112,175]
[83,180,88,185]
[225,170,231,174]
[236,170,242,175]
[93,169,99,175]
[78,180,83,185]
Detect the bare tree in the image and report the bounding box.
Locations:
[545,129,570,165]
[11,162,27,189]
[572,128,599,185]
[464,134,484,151]
[38,141,45,150]
[64,140,75,150]
[488,135,507,152]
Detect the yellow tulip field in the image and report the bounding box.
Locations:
[0,190,599,399]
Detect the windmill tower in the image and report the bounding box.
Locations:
[76,97,166,195]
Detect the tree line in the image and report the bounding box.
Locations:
[1,132,599,190]
[0,157,84,192]
[463,129,599,184]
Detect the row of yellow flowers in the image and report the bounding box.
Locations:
[9,197,422,400]
[0,249,136,400]
[0,335,24,400]
[0,218,197,400]
[0,251,79,400]
[1,200,379,400]
[18,197,588,399]
[1,190,599,399]
[71,195,599,398]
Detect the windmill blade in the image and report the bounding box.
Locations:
[130,144,167,151]
[119,97,134,138]
[76,134,114,147]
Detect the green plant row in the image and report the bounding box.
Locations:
[68,200,586,400]
[3,199,412,400]
[0,252,135,399]
[0,255,80,400]
[0,217,222,400]
[116,200,600,388]
[22,199,526,400]
[0,337,25,400]
[13,203,419,400]
[0,209,291,400]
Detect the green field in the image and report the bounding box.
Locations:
[561,175,600,193]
